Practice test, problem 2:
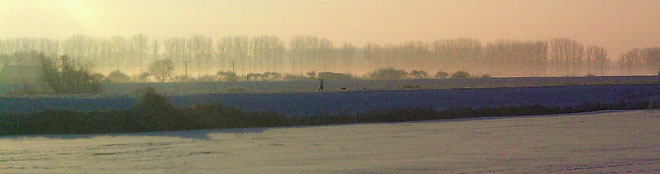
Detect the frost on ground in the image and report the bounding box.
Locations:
[1,110,660,174]
[3,84,660,114]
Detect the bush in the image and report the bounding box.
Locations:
[410,70,429,79]
[133,87,173,112]
[131,72,151,82]
[434,71,449,79]
[368,67,408,79]
[306,72,317,79]
[317,72,356,80]
[217,71,239,81]
[451,71,470,79]
[148,59,174,82]
[247,73,265,81]
[263,72,283,81]
[38,55,103,94]
[106,70,130,83]
[283,74,314,81]
[131,87,181,130]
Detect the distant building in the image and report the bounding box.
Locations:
[0,64,42,84]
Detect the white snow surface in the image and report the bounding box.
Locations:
[2,110,660,173]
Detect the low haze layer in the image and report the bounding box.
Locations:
[2,0,660,57]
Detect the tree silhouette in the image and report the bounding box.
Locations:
[38,54,103,94]
[148,59,175,82]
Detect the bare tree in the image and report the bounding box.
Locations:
[431,38,482,74]
[550,38,584,76]
[188,35,213,77]
[151,39,160,62]
[148,59,175,82]
[339,43,356,74]
[129,34,149,72]
[586,46,608,75]
[485,40,547,76]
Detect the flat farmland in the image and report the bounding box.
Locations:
[1,83,659,115]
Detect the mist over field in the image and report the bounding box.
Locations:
[1,35,659,82]
[1,0,660,83]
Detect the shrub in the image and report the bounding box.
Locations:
[263,72,283,81]
[132,87,174,113]
[106,70,130,83]
[434,71,449,79]
[148,59,174,82]
[38,55,103,94]
[317,72,356,80]
[368,67,408,79]
[283,74,314,81]
[217,71,239,81]
[451,71,470,79]
[132,87,180,130]
[247,73,266,81]
[131,72,151,82]
[410,70,429,79]
[306,72,317,79]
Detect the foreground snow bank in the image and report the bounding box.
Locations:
[2,110,660,173]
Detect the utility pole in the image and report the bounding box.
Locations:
[183,60,190,81]
[231,60,235,74]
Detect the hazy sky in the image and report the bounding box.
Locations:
[1,0,659,57]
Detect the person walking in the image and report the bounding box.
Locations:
[319,79,324,92]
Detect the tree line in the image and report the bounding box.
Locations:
[1,34,659,78]
[618,47,660,75]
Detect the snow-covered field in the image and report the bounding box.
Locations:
[2,84,660,115]
[98,75,660,94]
[2,76,659,95]
[2,110,660,173]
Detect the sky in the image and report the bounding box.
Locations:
[1,0,659,58]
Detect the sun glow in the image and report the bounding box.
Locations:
[56,0,98,24]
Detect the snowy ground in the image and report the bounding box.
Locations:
[3,84,660,115]
[2,110,660,173]
[2,76,659,95]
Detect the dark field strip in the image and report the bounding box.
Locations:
[1,76,660,95]
[1,83,659,115]
[0,95,654,136]
[60,75,660,94]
